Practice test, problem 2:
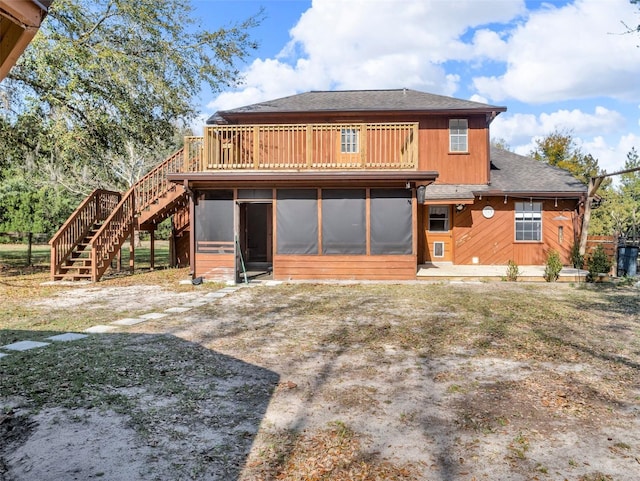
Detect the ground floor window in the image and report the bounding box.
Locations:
[370,189,412,255]
[195,190,234,253]
[515,201,542,241]
[322,189,366,254]
[275,188,413,256]
[276,189,318,254]
[428,205,449,232]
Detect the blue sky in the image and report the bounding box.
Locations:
[193,0,640,174]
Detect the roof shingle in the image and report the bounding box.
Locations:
[209,89,506,123]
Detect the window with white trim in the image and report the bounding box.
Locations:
[428,206,450,232]
[515,202,542,241]
[340,128,359,153]
[449,119,468,152]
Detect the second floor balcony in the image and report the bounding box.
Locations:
[184,122,418,172]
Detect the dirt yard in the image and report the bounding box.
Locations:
[1,277,639,480]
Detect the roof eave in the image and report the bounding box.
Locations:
[211,107,507,124]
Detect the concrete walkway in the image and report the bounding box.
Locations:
[417,263,589,282]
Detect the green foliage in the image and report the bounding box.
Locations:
[587,245,612,281]
[491,137,511,151]
[505,260,521,281]
[570,242,584,269]
[529,129,605,185]
[543,250,563,282]
[1,0,260,193]
[0,176,78,237]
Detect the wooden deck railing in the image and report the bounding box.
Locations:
[49,189,121,279]
[191,122,418,171]
[90,187,136,282]
[134,148,186,214]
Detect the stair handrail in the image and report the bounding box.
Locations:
[134,147,186,215]
[90,186,136,282]
[49,189,121,280]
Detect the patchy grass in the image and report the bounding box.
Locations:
[245,421,418,480]
[1,279,639,480]
[0,265,221,344]
[0,240,172,276]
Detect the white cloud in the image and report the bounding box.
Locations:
[474,0,640,103]
[205,0,526,114]
[491,107,637,173]
[492,106,627,145]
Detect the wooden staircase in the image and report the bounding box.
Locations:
[50,147,198,282]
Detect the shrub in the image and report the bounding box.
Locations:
[505,260,521,282]
[570,242,584,269]
[544,249,563,282]
[587,244,612,282]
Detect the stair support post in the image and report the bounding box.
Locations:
[150,226,155,271]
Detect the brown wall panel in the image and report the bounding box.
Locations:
[453,197,578,265]
[273,255,417,280]
[195,253,235,280]
[417,115,489,184]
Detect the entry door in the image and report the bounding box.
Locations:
[423,205,453,262]
[240,203,272,265]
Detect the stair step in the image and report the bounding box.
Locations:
[65,258,92,267]
[54,274,93,281]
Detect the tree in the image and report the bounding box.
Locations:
[529,129,603,184]
[1,0,261,193]
[624,0,640,36]
[491,137,511,151]
[0,176,78,265]
[608,148,640,239]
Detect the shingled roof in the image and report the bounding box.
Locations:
[208,89,506,123]
[423,147,586,201]
[488,146,587,195]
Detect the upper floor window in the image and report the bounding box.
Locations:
[449,119,468,152]
[515,202,542,241]
[341,128,359,153]
[428,206,450,232]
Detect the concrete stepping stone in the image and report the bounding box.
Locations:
[164,307,192,313]
[47,333,88,342]
[182,301,209,307]
[85,325,118,333]
[2,340,50,351]
[111,318,147,326]
[138,312,168,320]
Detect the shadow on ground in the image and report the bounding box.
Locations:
[0,329,279,481]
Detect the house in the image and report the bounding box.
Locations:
[50,89,586,282]
[169,89,586,281]
[0,0,52,81]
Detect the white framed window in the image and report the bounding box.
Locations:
[433,241,445,258]
[341,128,359,153]
[449,119,468,152]
[428,206,449,232]
[515,202,542,241]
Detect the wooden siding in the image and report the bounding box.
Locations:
[273,255,417,280]
[417,115,489,184]
[423,231,453,262]
[453,197,578,265]
[195,252,235,280]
